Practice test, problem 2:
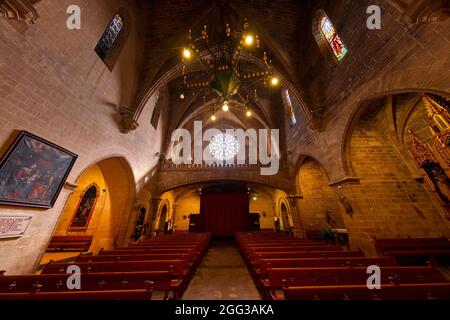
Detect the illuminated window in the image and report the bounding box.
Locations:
[282,90,297,127]
[320,16,348,62]
[95,14,123,61]
[209,133,239,161]
[70,185,98,230]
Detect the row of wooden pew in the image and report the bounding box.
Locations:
[374,237,450,266]
[236,232,450,300]
[0,233,212,300]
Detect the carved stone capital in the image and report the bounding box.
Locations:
[307,106,324,131]
[388,0,450,28]
[0,0,39,24]
[119,107,139,134]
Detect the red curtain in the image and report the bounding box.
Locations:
[199,193,249,237]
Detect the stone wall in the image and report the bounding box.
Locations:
[0,0,162,274]
[297,158,346,232]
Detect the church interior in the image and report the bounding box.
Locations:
[0,0,450,301]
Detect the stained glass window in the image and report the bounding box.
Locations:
[321,16,348,62]
[95,14,123,60]
[209,133,239,161]
[70,185,98,229]
[282,90,297,127]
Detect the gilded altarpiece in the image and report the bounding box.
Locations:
[409,95,450,219]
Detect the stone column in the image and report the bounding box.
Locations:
[149,198,161,237]
[287,195,305,238]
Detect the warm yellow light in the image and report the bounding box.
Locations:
[222,101,229,112]
[253,196,257,201]
[211,115,217,121]
[246,110,252,117]
[180,93,185,100]
[270,77,279,86]
[245,35,254,46]
[183,48,192,59]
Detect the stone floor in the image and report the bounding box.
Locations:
[182,239,261,300]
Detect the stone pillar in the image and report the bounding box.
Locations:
[172,203,179,233]
[287,195,305,238]
[149,198,161,237]
[328,177,382,256]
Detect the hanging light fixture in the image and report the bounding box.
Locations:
[179,18,279,111]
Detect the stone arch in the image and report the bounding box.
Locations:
[278,197,292,232]
[133,51,313,125]
[341,89,450,178]
[40,156,136,264]
[156,199,170,233]
[294,154,332,195]
[295,156,346,232]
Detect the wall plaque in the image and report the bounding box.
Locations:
[0,215,32,239]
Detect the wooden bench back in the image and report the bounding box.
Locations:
[42,260,188,277]
[76,253,192,263]
[253,250,364,262]
[268,266,446,289]
[0,271,172,299]
[259,257,398,271]
[283,283,450,300]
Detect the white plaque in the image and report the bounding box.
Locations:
[0,215,32,239]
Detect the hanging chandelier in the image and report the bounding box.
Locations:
[179,18,280,119]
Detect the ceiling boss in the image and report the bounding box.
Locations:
[179,18,280,121]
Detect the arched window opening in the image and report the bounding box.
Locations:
[94,10,130,71]
[69,185,98,230]
[320,15,348,62]
[282,89,297,127]
[95,14,123,60]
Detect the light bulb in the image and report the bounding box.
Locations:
[246,110,252,117]
[180,93,185,100]
[245,35,254,46]
[222,101,229,112]
[211,115,217,121]
[183,48,192,59]
[270,77,279,86]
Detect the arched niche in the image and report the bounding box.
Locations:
[39,156,136,264]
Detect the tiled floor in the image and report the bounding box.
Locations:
[182,240,261,300]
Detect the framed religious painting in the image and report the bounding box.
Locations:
[68,184,99,231]
[0,131,77,208]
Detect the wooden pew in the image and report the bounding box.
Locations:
[46,236,93,252]
[42,260,189,278]
[254,257,397,277]
[375,237,450,266]
[252,250,365,261]
[76,253,193,264]
[283,283,450,300]
[265,266,447,300]
[0,271,173,299]
[0,289,154,300]
[245,245,343,256]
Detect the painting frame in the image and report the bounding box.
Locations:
[0,131,77,209]
[68,184,99,231]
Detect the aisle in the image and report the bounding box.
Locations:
[182,240,261,300]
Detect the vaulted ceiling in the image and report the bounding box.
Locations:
[131,0,324,135]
